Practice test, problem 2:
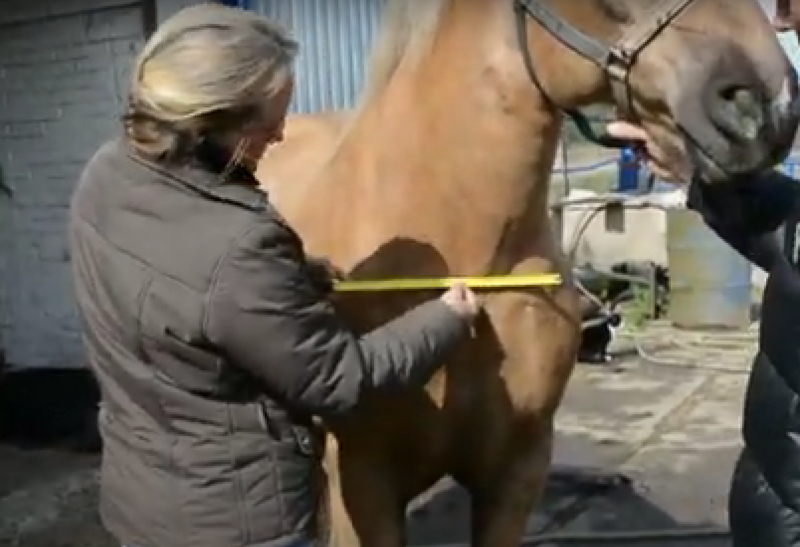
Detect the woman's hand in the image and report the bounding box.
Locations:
[441,282,482,323]
[306,257,345,295]
[605,121,680,181]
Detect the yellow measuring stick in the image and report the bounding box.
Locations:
[334,273,562,292]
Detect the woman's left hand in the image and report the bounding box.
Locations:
[306,257,345,295]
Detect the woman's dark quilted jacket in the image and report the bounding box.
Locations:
[688,171,800,546]
[68,140,470,547]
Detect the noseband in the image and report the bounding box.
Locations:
[514,0,695,148]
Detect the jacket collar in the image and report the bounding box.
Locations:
[120,139,268,212]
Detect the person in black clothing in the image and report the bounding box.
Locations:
[651,1,800,540]
[692,172,800,547]
[606,119,800,546]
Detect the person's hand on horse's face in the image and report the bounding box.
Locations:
[604,121,680,181]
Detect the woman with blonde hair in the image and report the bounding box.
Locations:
[68,5,481,547]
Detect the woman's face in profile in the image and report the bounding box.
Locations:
[245,77,294,163]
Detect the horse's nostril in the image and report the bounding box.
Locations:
[719,85,741,102]
[719,86,757,108]
[715,86,764,141]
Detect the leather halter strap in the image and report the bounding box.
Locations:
[514,0,695,147]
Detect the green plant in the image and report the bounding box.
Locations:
[621,284,655,331]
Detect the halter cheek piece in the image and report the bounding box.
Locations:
[513,0,695,149]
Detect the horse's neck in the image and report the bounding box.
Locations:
[324,57,564,273]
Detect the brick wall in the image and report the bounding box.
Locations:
[0,0,149,369]
[156,0,201,22]
[0,0,219,370]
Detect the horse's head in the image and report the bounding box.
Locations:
[518,0,799,183]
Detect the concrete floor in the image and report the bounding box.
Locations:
[0,321,757,547]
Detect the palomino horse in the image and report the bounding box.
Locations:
[257,1,799,546]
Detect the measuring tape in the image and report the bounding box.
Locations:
[334,273,562,292]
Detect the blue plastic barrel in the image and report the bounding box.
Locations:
[666,207,752,329]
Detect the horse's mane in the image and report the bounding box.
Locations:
[325,0,451,156]
[335,0,450,137]
[359,0,449,103]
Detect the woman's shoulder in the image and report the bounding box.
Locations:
[72,138,129,207]
[80,138,127,177]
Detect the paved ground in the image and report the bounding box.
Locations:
[0,321,757,547]
[405,322,755,547]
[535,323,753,547]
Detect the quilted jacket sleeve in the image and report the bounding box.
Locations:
[204,214,470,416]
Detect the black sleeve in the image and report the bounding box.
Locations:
[687,171,800,271]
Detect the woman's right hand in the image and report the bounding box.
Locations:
[605,121,680,181]
[441,282,482,322]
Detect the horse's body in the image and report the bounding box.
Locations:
[257,2,798,546]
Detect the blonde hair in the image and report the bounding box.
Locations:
[125,3,298,162]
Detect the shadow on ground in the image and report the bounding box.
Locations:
[406,472,730,547]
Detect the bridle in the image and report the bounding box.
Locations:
[513,0,695,149]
